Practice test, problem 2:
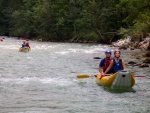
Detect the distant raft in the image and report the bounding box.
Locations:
[0,38,3,42]
[96,70,135,89]
[19,47,31,52]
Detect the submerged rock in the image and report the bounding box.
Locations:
[135,57,140,59]
[93,57,101,59]
[119,45,128,50]
[128,61,137,65]
[139,63,149,68]
[143,52,150,57]
[130,47,135,50]
[143,58,150,63]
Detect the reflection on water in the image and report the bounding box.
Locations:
[0,37,150,113]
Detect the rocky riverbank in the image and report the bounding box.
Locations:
[112,36,150,51]
[110,36,150,68]
[127,51,150,68]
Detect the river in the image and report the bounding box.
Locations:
[0,37,150,113]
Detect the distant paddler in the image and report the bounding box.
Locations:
[0,38,3,42]
[26,42,30,49]
[19,40,31,52]
[22,40,26,47]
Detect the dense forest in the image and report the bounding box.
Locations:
[0,0,149,43]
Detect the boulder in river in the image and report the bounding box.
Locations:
[112,36,131,47]
[138,37,150,50]
[93,57,101,59]
[143,58,150,63]
[119,45,128,50]
[112,36,150,51]
[143,52,150,57]
[139,63,149,68]
[128,61,137,65]
[130,47,135,50]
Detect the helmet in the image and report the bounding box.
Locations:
[23,40,26,43]
[114,50,121,54]
[105,50,111,54]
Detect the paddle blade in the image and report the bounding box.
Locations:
[76,74,90,79]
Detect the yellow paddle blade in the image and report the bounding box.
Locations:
[76,74,90,79]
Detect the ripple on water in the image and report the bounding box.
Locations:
[0,37,150,113]
[0,77,74,87]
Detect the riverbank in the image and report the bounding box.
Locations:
[33,35,150,51]
[125,49,150,68]
[109,36,150,68]
[112,36,150,51]
[1,35,150,51]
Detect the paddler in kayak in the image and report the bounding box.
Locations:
[19,40,31,52]
[0,38,3,42]
[104,50,126,74]
[22,40,26,47]
[26,42,30,49]
[99,50,114,75]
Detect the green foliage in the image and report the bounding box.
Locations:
[117,0,150,38]
[0,0,149,42]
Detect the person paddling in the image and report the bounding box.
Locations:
[99,50,114,75]
[0,38,3,42]
[104,50,126,74]
[22,40,26,47]
[26,42,30,49]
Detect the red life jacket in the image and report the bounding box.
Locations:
[102,57,112,71]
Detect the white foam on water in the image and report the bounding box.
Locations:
[26,56,33,59]
[33,45,53,50]
[54,51,69,55]
[32,44,67,50]
[67,45,113,54]
[0,77,72,86]
[8,111,45,113]
[54,47,107,55]
[68,48,79,53]
[0,44,20,50]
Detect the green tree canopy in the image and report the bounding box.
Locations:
[0,0,149,43]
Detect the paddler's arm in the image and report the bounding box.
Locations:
[122,60,126,70]
[104,60,113,74]
[98,67,104,75]
[98,58,104,75]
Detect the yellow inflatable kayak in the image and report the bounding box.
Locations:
[96,70,135,88]
[19,47,31,52]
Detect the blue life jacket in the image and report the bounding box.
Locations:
[113,59,123,72]
[22,43,26,47]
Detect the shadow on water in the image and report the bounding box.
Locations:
[102,86,136,93]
